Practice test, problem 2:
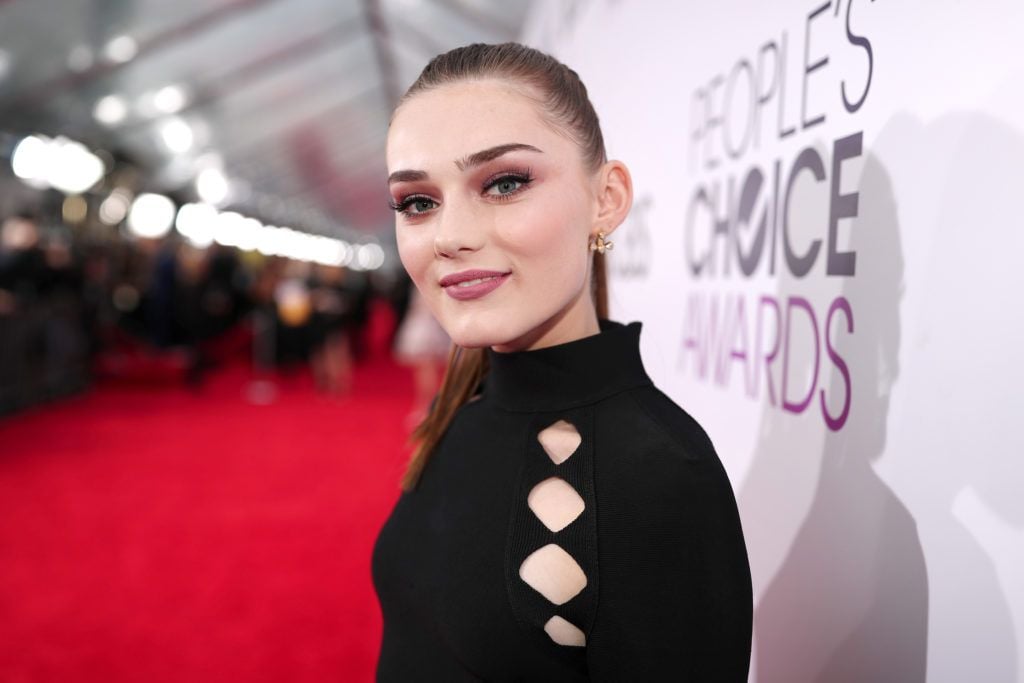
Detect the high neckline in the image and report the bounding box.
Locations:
[482,318,653,412]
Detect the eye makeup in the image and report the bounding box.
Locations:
[388,165,536,218]
[482,166,535,201]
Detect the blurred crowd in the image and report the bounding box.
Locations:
[0,210,416,417]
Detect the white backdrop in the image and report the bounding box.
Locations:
[522,1,1024,681]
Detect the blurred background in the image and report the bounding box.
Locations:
[11,2,1022,682]
[0,0,530,680]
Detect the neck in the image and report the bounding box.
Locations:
[490,290,600,354]
[483,319,653,412]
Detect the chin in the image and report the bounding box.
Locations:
[443,314,526,350]
[447,327,508,350]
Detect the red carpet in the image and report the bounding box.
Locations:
[0,307,414,682]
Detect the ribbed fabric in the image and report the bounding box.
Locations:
[371,319,752,682]
[484,320,653,412]
[504,403,598,670]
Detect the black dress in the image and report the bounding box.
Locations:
[371,319,752,681]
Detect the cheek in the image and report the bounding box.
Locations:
[499,196,589,279]
[395,226,432,283]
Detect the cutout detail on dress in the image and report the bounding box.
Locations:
[519,543,587,605]
[527,477,585,532]
[544,615,586,646]
[537,419,581,465]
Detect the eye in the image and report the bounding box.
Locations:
[483,169,534,200]
[389,195,437,218]
[407,198,436,214]
[487,177,524,196]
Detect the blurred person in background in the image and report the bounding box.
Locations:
[37,227,88,397]
[0,212,88,409]
[309,263,355,396]
[0,212,45,413]
[273,259,314,370]
[0,212,43,314]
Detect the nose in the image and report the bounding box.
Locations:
[433,201,483,258]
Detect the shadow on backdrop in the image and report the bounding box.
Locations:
[740,145,928,682]
[879,110,1024,683]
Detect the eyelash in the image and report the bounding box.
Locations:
[388,167,535,219]
[482,167,534,201]
[387,195,434,219]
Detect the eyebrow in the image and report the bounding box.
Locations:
[455,142,543,171]
[387,169,428,185]
[387,142,543,186]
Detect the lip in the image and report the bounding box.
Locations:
[439,269,511,301]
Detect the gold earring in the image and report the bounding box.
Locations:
[589,231,614,254]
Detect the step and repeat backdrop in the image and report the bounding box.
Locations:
[523,1,1024,681]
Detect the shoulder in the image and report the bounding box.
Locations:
[596,384,720,466]
[591,385,739,520]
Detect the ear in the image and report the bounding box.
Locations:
[593,160,633,237]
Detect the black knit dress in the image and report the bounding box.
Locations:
[371,319,752,681]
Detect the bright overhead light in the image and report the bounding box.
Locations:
[94,95,128,125]
[153,85,188,114]
[175,202,217,248]
[196,167,230,205]
[255,224,284,256]
[213,211,246,248]
[48,138,105,194]
[11,135,52,188]
[232,217,259,252]
[127,193,176,238]
[158,117,194,153]
[12,135,105,194]
[104,35,138,63]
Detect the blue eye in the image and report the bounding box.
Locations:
[389,195,437,218]
[488,178,522,195]
[483,170,534,199]
[408,198,436,213]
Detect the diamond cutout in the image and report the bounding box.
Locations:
[527,477,585,532]
[537,419,581,465]
[544,615,586,646]
[519,543,587,605]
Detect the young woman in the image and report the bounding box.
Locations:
[371,43,752,681]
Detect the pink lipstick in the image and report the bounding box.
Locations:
[440,269,511,301]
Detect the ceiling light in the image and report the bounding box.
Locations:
[104,35,138,63]
[175,203,217,248]
[158,117,194,153]
[11,135,52,188]
[255,224,283,256]
[12,135,104,194]
[94,95,128,125]
[127,193,176,238]
[153,85,188,114]
[213,211,245,247]
[47,138,105,194]
[196,167,230,205]
[236,217,262,252]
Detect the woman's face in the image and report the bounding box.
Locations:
[386,78,600,352]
